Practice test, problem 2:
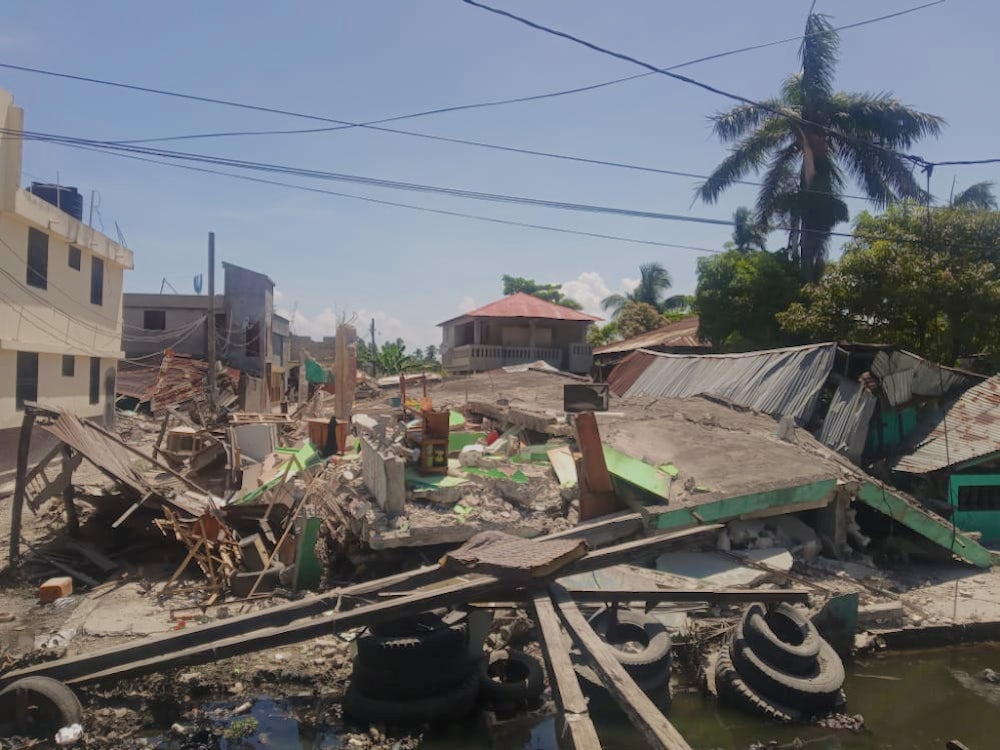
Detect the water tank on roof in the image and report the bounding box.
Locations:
[29,183,83,221]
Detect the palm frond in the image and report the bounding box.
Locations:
[830,93,944,149]
[799,14,839,114]
[755,143,801,225]
[711,101,785,143]
[697,118,792,203]
[600,293,628,318]
[635,262,673,307]
[950,181,998,210]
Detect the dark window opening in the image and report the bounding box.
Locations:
[89,357,100,405]
[16,351,38,410]
[26,228,48,289]
[215,313,227,336]
[68,246,81,270]
[143,310,166,330]
[956,483,1000,512]
[90,256,104,306]
[61,355,75,377]
[246,321,261,358]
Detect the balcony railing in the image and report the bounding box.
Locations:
[444,344,593,373]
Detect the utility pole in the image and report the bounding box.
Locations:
[207,232,217,409]
[369,317,377,377]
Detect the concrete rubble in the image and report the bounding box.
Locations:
[1,357,999,748]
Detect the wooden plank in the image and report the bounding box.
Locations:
[29,452,83,512]
[566,588,810,605]
[64,541,118,573]
[530,590,602,750]
[546,511,644,548]
[548,446,578,488]
[25,544,100,587]
[574,412,619,521]
[8,411,37,564]
[549,583,693,750]
[568,524,721,576]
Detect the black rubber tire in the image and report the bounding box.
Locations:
[0,676,83,737]
[573,657,673,697]
[587,607,672,670]
[715,644,802,723]
[741,603,822,675]
[730,634,845,713]
[356,611,468,667]
[344,671,479,726]
[478,649,544,704]
[351,653,481,700]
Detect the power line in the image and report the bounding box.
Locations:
[458,0,956,170]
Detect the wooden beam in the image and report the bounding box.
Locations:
[8,411,37,565]
[24,544,100,587]
[566,588,810,605]
[549,583,693,750]
[60,447,79,537]
[530,590,602,750]
[568,524,721,576]
[574,412,619,521]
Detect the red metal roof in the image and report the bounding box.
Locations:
[440,293,601,324]
[593,315,709,356]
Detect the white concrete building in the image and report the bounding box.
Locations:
[0,89,134,440]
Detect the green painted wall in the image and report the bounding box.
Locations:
[949,473,1000,544]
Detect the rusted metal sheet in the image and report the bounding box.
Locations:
[894,376,1000,474]
[606,350,657,397]
[40,411,209,516]
[614,343,837,424]
[593,315,709,356]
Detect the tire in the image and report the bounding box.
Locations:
[351,653,481,700]
[714,645,802,723]
[573,658,672,697]
[356,611,468,667]
[344,671,479,726]
[741,603,821,675]
[478,649,544,704]
[0,677,83,737]
[730,635,845,714]
[587,607,672,671]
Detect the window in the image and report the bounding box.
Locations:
[89,357,100,405]
[957,483,1000,512]
[215,313,227,336]
[68,246,81,270]
[16,351,38,410]
[61,355,75,377]
[26,228,48,289]
[246,321,261,358]
[143,310,166,330]
[90,257,104,306]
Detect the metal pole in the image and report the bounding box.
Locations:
[369,317,377,377]
[207,232,217,409]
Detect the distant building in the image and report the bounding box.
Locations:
[290,334,336,363]
[122,263,277,410]
[270,314,290,401]
[593,315,711,376]
[439,292,599,374]
[0,88,134,468]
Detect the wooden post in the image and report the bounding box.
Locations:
[574,411,619,521]
[8,410,36,565]
[61,446,79,537]
[531,590,602,750]
[151,413,170,461]
[549,582,694,750]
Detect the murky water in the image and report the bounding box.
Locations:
[156,644,1000,749]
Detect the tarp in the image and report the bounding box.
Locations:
[305,357,332,384]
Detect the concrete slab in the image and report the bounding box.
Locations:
[78,583,176,637]
[654,548,794,588]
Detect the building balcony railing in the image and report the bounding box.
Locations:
[444,344,593,374]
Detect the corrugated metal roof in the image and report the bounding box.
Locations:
[894,375,1000,474]
[871,350,981,407]
[607,350,657,396]
[438,293,601,325]
[593,316,709,355]
[819,378,877,463]
[616,342,838,424]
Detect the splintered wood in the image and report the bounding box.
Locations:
[156,508,241,605]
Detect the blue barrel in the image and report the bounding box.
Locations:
[29,183,84,221]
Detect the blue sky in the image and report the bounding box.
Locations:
[2,0,995,349]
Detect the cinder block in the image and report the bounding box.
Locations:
[39,576,73,603]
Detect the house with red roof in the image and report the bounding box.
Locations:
[438,292,600,374]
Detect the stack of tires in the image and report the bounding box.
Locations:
[477,649,545,710]
[574,606,673,700]
[345,609,480,725]
[716,603,846,722]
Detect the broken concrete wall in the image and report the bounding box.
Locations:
[361,435,405,514]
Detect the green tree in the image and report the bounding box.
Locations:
[616,301,664,339]
[501,275,582,309]
[948,181,998,210]
[587,321,619,348]
[728,206,768,253]
[694,249,802,351]
[425,344,439,362]
[697,13,942,282]
[777,205,1000,364]
[357,340,420,375]
[601,262,686,318]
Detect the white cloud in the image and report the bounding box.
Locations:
[619,277,639,294]
[458,296,476,313]
[273,288,284,305]
[278,305,439,350]
[559,272,611,318]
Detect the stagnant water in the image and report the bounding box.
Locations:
[155,644,1000,749]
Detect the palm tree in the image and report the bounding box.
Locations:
[948,181,997,210]
[731,206,768,253]
[601,262,686,318]
[697,14,942,282]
